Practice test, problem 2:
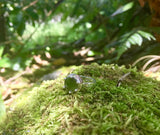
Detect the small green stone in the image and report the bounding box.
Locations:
[64,74,82,93]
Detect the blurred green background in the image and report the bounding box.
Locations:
[0,0,159,71]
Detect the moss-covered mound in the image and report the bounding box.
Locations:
[1,63,160,135]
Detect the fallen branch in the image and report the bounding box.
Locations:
[116,72,131,87]
[4,70,28,84]
[23,0,38,11]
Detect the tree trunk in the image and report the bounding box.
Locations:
[0,9,10,56]
[0,13,6,44]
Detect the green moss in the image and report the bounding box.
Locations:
[1,63,160,135]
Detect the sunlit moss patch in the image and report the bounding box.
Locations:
[1,63,160,135]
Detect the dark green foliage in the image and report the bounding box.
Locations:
[0,0,158,70]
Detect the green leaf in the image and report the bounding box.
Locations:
[111,2,134,16]
[131,33,143,46]
[117,44,127,60]
[17,20,25,36]
[138,30,156,41]
[26,8,39,21]
[12,12,25,36]
[128,37,137,45]
[0,46,4,57]
[87,50,95,56]
[125,41,131,48]
[0,57,12,68]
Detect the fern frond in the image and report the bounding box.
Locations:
[116,31,155,60]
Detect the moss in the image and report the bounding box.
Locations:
[1,63,160,135]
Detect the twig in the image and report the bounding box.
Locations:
[22,0,38,11]
[46,0,65,16]
[116,72,131,87]
[24,25,40,44]
[4,71,27,84]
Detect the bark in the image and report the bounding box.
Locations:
[0,13,6,44]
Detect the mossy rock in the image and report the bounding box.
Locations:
[1,63,160,135]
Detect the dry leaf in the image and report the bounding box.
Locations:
[138,0,146,7]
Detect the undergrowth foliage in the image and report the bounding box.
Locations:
[0,0,156,70]
[1,63,160,134]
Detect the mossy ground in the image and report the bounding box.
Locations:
[1,63,160,135]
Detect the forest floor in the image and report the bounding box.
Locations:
[1,64,75,106]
